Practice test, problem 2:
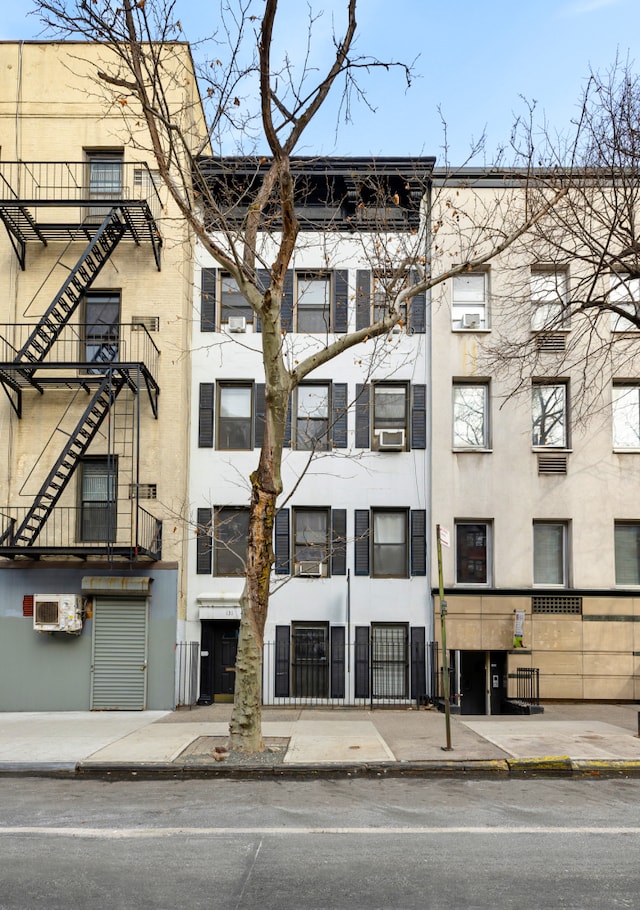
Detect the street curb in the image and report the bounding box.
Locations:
[3,758,640,781]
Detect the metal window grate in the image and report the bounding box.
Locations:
[538,454,567,474]
[532,595,582,614]
[535,333,566,353]
[129,483,157,500]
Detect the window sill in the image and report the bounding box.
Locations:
[532,447,573,454]
[613,448,640,454]
[452,447,493,454]
[451,327,491,334]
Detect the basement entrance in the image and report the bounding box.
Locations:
[199,620,240,703]
[458,650,506,715]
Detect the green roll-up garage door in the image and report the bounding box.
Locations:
[91,597,148,710]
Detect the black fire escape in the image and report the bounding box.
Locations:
[0,161,163,560]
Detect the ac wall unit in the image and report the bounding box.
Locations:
[33,594,84,633]
[294,561,327,577]
[461,313,480,329]
[227,316,247,333]
[376,428,406,450]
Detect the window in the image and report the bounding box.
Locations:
[371,624,408,698]
[452,272,488,330]
[612,385,640,448]
[532,382,568,448]
[531,269,567,331]
[84,292,120,367]
[220,273,253,325]
[292,622,329,697]
[372,509,408,578]
[455,522,490,585]
[296,271,331,332]
[87,151,122,219]
[533,521,568,586]
[214,507,249,576]
[453,383,489,448]
[295,384,330,450]
[615,522,640,585]
[293,509,330,575]
[610,274,640,331]
[79,457,117,542]
[217,383,253,450]
[372,270,408,324]
[373,383,408,450]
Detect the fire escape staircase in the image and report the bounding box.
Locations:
[0,207,127,416]
[9,372,125,547]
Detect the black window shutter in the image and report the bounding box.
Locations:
[332,269,349,333]
[331,508,347,576]
[354,509,370,576]
[332,382,348,448]
[410,509,427,576]
[411,384,427,450]
[201,268,217,332]
[410,626,427,704]
[275,625,290,698]
[355,383,370,448]
[254,384,266,449]
[408,268,426,334]
[198,383,214,448]
[356,269,371,331]
[196,507,212,574]
[274,508,290,575]
[257,269,271,334]
[281,269,294,333]
[330,626,346,698]
[354,626,370,698]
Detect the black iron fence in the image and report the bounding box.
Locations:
[514,667,540,706]
[263,632,427,707]
[175,641,200,707]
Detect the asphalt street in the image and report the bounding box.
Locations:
[1,777,639,909]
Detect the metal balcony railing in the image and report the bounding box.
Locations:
[0,161,162,220]
[0,503,162,560]
[0,323,160,380]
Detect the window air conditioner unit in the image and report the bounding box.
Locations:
[376,428,406,450]
[295,561,327,577]
[33,594,84,633]
[227,316,247,333]
[461,313,480,329]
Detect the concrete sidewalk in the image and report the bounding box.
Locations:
[1,703,640,778]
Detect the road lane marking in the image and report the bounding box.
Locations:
[1,826,639,838]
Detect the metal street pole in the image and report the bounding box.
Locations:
[436,524,453,751]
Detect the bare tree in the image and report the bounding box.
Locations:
[34,0,563,751]
[477,61,640,420]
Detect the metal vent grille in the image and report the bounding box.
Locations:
[22,595,34,617]
[132,316,159,332]
[538,454,567,474]
[535,333,566,353]
[532,595,582,614]
[129,483,157,500]
[35,600,59,624]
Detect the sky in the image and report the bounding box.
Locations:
[3,0,639,165]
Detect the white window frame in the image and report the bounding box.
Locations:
[214,506,250,577]
[612,384,640,449]
[533,521,569,587]
[452,382,489,449]
[610,273,640,332]
[220,272,254,327]
[531,268,568,331]
[293,508,330,574]
[372,382,408,451]
[614,521,640,586]
[452,272,489,330]
[295,383,330,451]
[454,521,492,586]
[372,509,409,578]
[532,382,568,449]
